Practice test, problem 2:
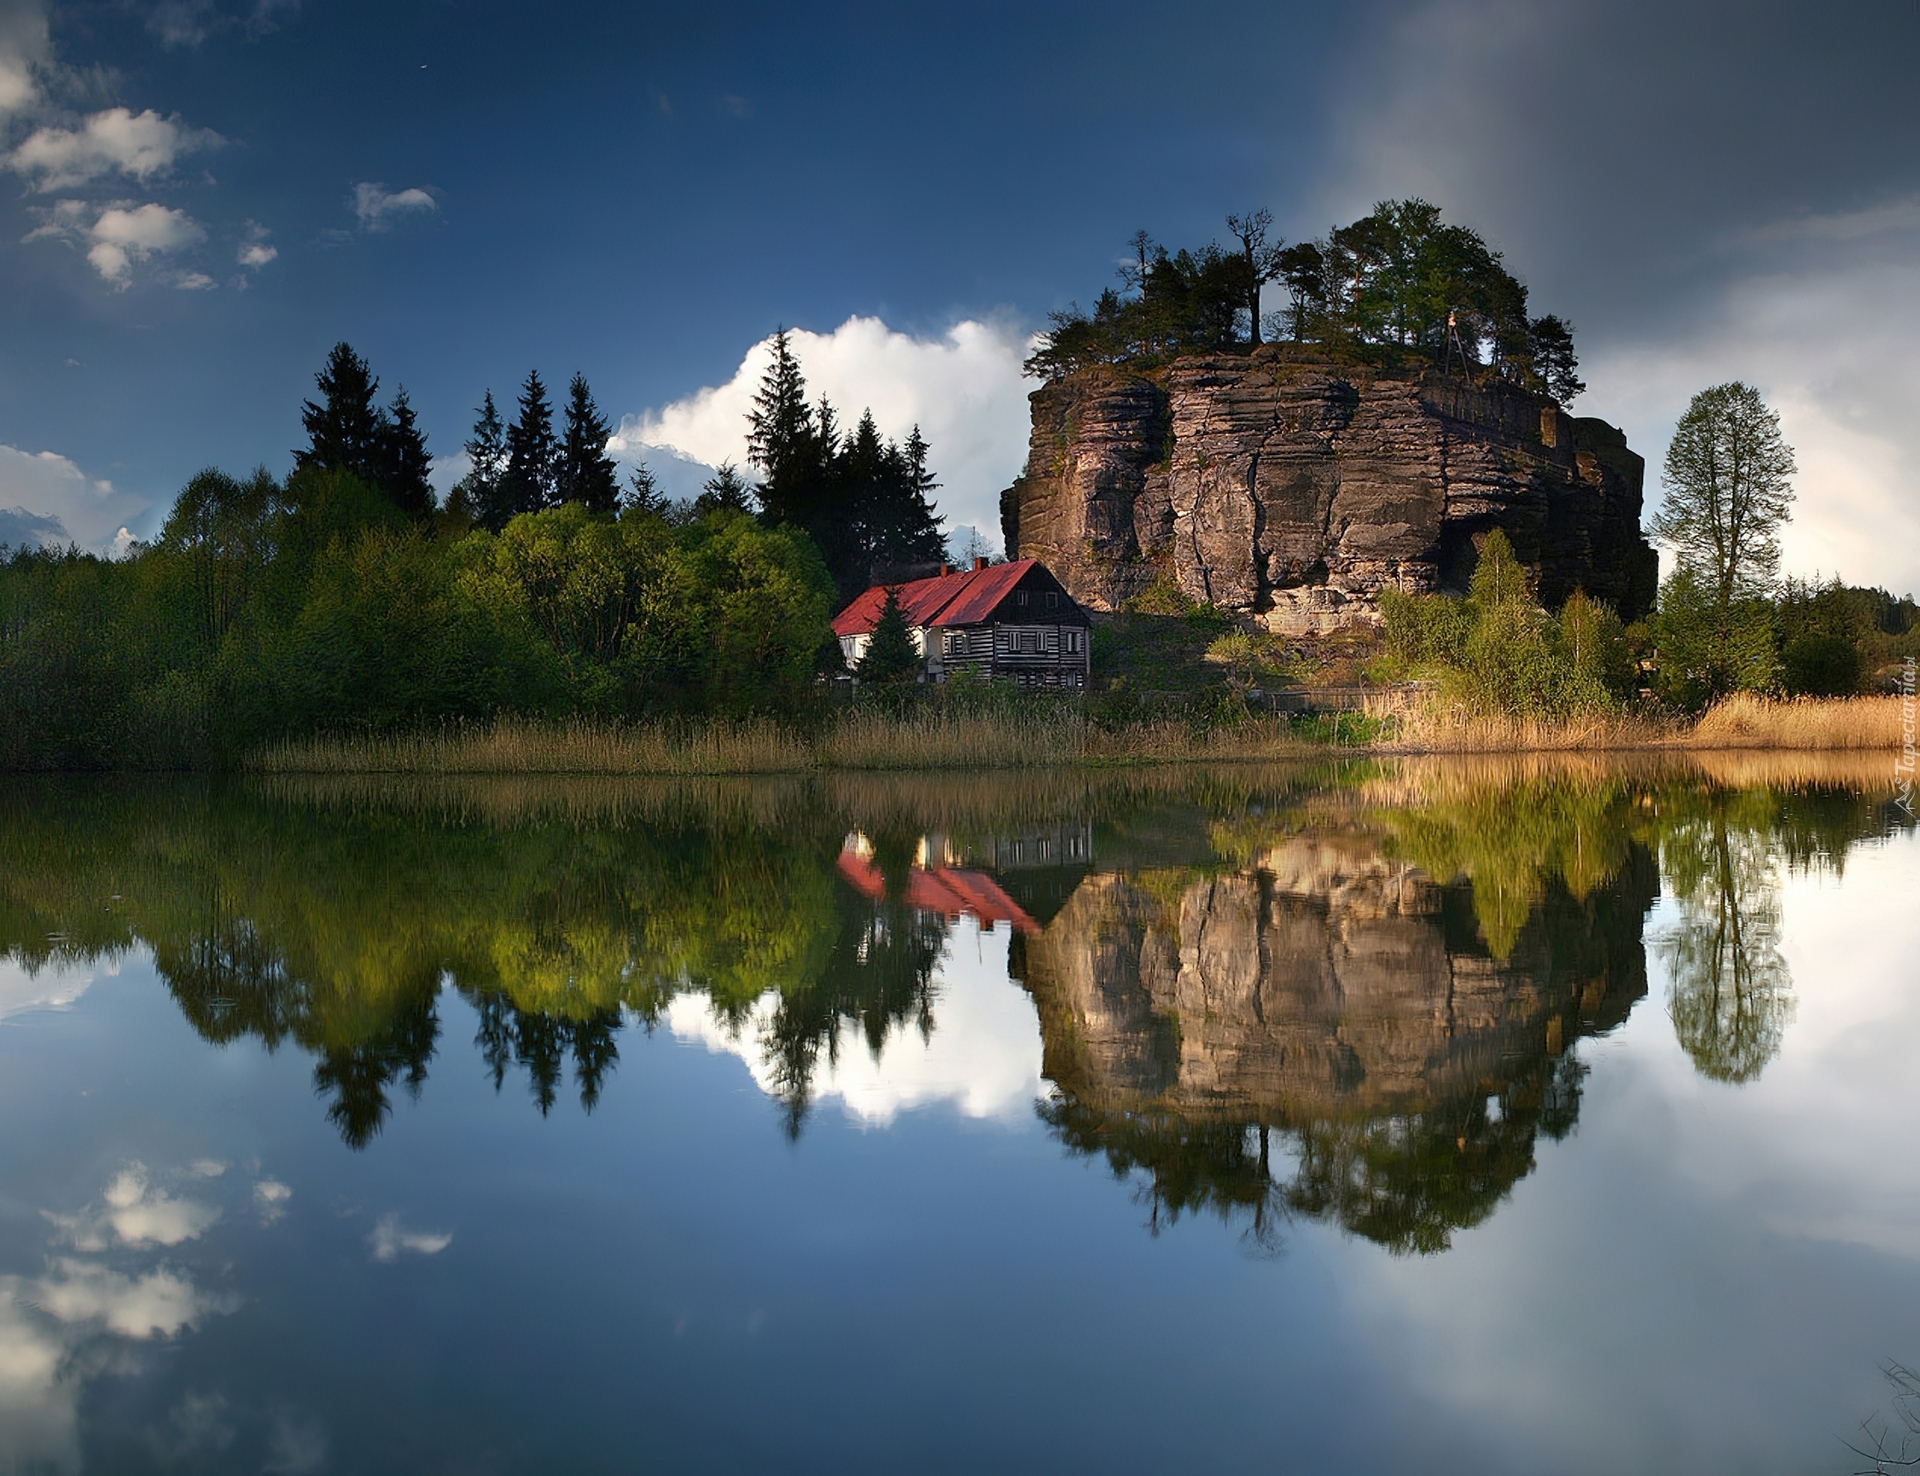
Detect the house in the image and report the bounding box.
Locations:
[831,557,1092,688]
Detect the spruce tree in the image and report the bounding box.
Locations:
[452,390,510,530]
[504,370,559,515]
[692,462,755,517]
[856,588,921,684]
[295,342,383,484]
[745,329,822,526]
[558,372,620,513]
[375,386,435,518]
[623,462,666,518]
[897,424,946,563]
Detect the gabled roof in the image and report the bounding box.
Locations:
[832,559,1042,637]
[834,850,1040,934]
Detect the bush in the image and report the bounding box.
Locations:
[1781,632,1862,697]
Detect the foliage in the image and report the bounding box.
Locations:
[1648,562,1778,710]
[1650,382,1797,608]
[1377,531,1627,718]
[1027,200,1582,403]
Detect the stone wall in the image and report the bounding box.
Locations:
[1000,349,1660,631]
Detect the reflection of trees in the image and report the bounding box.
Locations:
[473,995,623,1115]
[1656,795,1795,1084]
[314,987,441,1148]
[762,832,948,1137]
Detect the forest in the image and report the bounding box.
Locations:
[0,337,949,769]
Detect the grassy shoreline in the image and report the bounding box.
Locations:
[242,693,1910,777]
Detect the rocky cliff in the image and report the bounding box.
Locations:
[1000,349,1659,631]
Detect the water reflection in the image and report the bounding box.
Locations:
[0,760,1906,1253]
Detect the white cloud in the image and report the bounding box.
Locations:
[6,106,217,191]
[667,916,1044,1127]
[0,440,145,553]
[351,181,437,232]
[236,221,276,268]
[610,315,1037,554]
[0,0,49,125]
[84,200,206,284]
[368,1214,450,1262]
[0,504,67,552]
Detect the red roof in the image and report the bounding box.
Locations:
[832,560,1040,637]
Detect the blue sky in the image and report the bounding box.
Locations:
[3,0,1918,588]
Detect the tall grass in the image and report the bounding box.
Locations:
[249,692,1910,777]
[1373,692,1907,754]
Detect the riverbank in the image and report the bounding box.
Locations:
[243,693,1907,776]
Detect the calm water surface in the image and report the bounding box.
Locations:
[0,758,1915,1474]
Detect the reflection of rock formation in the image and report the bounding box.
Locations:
[1012,831,1657,1251]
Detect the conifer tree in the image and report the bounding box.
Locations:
[558,372,620,513]
[897,424,946,563]
[504,370,559,515]
[452,390,510,529]
[296,342,384,483]
[856,588,921,684]
[375,386,435,518]
[746,329,822,526]
[623,462,666,518]
[692,462,755,517]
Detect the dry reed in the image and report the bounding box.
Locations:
[1372,692,1907,755]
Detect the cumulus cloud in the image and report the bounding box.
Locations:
[6,106,217,190]
[0,440,144,552]
[30,1258,232,1339]
[611,315,1035,552]
[368,1214,450,1262]
[27,198,209,286]
[253,1179,291,1225]
[1314,0,1920,596]
[351,181,437,232]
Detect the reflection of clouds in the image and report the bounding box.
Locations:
[1334,830,1920,1473]
[369,1215,451,1262]
[254,1179,292,1225]
[0,1158,253,1472]
[47,1161,221,1250]
[668,918,1044,1126]
[29,1258,235,1338]
[262,1407,329,1474]
[0,955,96,1020]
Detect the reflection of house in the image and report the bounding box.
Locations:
[835,840,1040,934]
[831,558,1092,688]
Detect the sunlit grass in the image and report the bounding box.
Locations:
[1372,692,1907,754]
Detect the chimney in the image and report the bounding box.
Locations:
[939,562,950,577]
[972,556,988,571]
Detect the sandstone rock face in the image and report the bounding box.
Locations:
[1001,350,1659,629]
[1015,832,1653,1123]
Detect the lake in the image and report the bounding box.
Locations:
[0,755,1915,1474]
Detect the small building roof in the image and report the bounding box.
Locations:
[832,559,1056,637]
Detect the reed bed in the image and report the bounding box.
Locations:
[251,710,1324,777]
[1372,692,1907,755]
[248,693,1907,779]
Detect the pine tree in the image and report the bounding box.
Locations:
[295,342,383,484]
[451,390,510,530]
[504,370,559,515]
[375,386,435,518]
[557,372,620,513]
[856,587,921,684]
[1528,316,1585,406]
[897,424,946,563]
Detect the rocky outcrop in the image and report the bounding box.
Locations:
[1013,831,1655,1123]
[1000,349,1659,631]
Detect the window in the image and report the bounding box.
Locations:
[1017,590,1030,607]
[1044,591,1058,610]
